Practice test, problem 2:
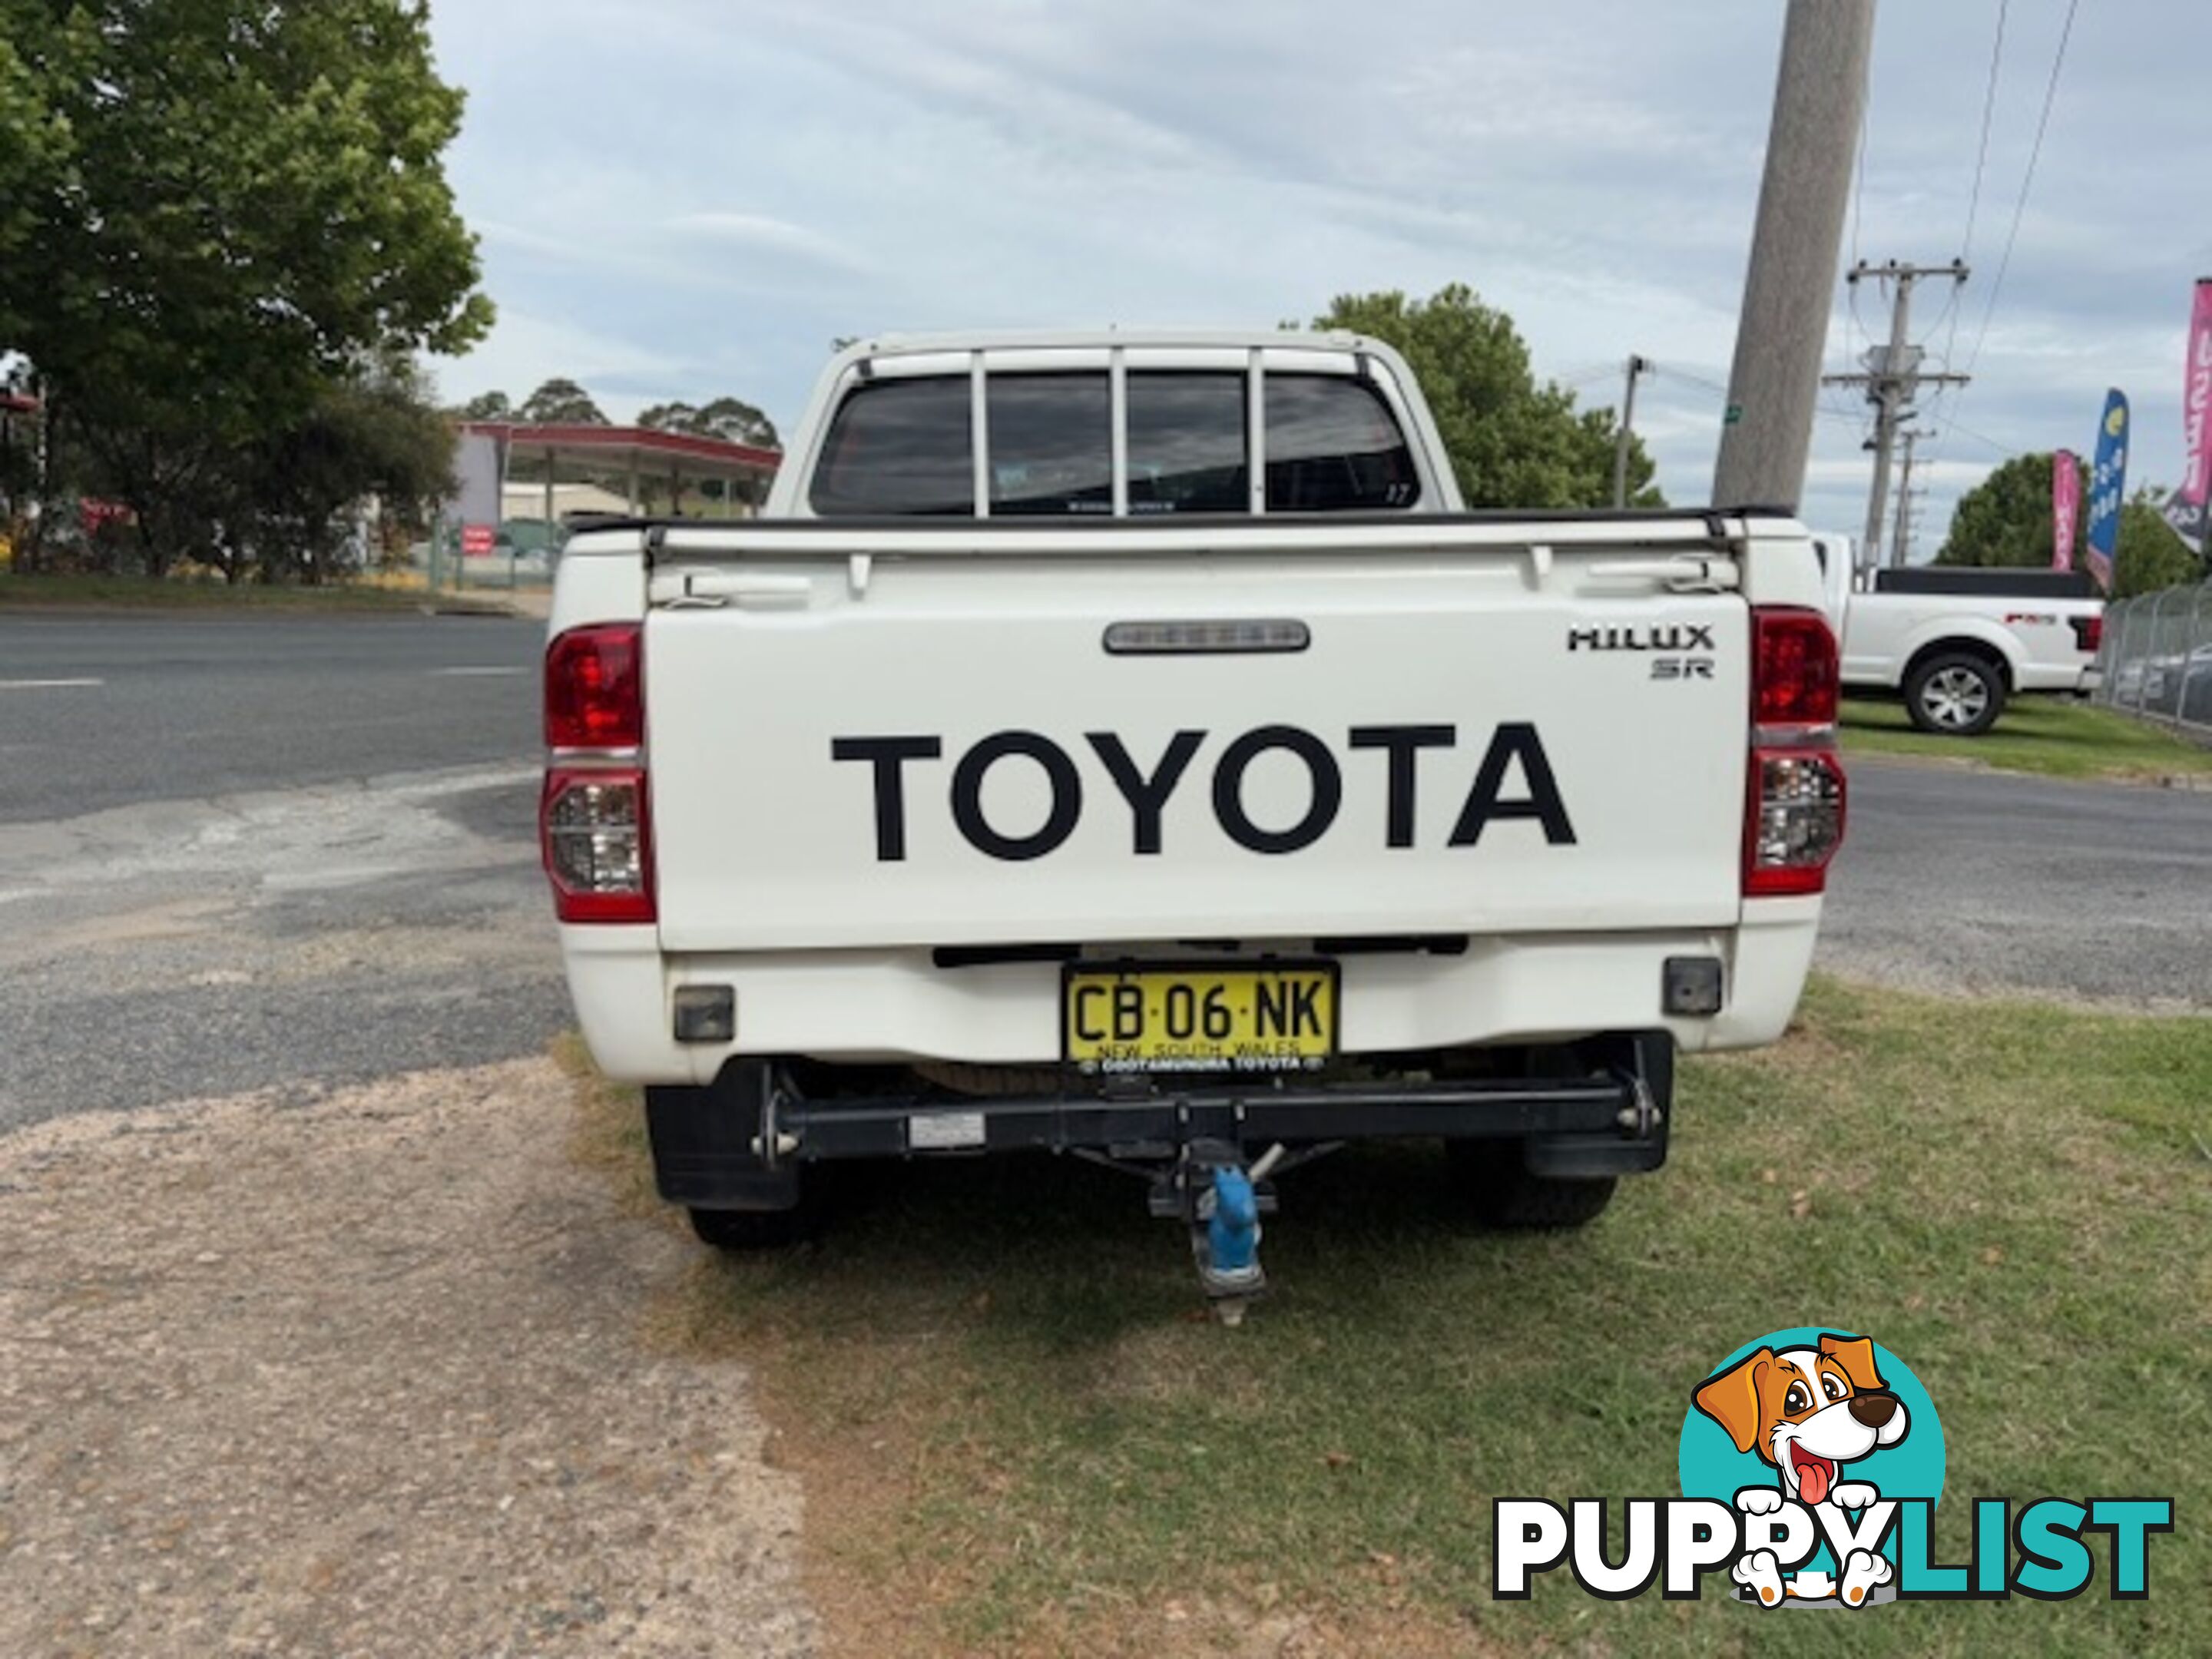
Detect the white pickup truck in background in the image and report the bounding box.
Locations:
[1815,535,2104,735]
[541,331,1846,1308]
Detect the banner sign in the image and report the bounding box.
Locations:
[2161,278,2212,555]
[2051,451,2079,572]
[2085,390,2128,593]
[461,523,496,558]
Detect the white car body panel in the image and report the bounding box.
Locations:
[1811,534,2102,695]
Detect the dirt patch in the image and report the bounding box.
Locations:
[0,1060,813,1657]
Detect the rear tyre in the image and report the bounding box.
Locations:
[1447,1141,1617,1230]
[1905,651,2006,736]
[688,1197,823,1251]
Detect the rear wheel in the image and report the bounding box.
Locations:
[1446,1141,1617,1230]
[1905,651,2006,736]
[688,1197,823,1251]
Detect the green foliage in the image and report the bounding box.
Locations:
[0,0,491,575]
[1939,455,2204,598]
[455,390,514,421]
[1308,285,1662,508]
[0,31,66,270]
[226,356,455,582]
[518,378,608,426]
[1936,452,2080,570]
[2112,493,2204,598]
[639,396,778,450]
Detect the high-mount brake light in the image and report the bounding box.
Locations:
[543,623,653,923]
[1744,607,1845,898]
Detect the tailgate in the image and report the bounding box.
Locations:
[644,529,1750,952]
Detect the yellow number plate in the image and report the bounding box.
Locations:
[1062,964,1337,1075]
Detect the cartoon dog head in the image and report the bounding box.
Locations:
[1693,1333,1909,1505]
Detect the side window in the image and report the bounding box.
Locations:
[988,374,1111,515]
[810,376,973,516]
[1127,373,1247,513]
[1264,374,1419,512]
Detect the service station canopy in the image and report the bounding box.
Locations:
[456,421,782,517]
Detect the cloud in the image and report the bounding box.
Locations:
[422,0,2212,555]
[424,308,684,420]
[665,211,864,273]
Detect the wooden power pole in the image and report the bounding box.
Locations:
[1824,260,1969,568]
[1711,0,1877,514]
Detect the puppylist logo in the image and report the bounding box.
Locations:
[1493,1329,2174,1608]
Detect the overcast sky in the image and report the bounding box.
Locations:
[426,0,2212,551]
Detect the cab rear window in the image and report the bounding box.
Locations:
[989,374,1112,515]
[1128,373,1248,513]
[810,366,1419,515]
[810,376,974,516]
[1264,375,1420,511]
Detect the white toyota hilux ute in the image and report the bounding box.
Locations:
[542,330,1845,1305]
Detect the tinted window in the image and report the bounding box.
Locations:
[1264,375,1419,512]
[811,376,972,515]
[988,374,1111,515]
[1128,373,1247,513]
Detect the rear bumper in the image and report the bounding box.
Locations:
[2016,661,2101,694]
[563,900,1822,1084]
[794,1067,1663,1166]
[649,1031,1674,1203]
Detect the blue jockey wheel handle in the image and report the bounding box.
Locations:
[1207,1167,1260,1273]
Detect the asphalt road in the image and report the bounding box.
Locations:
[0,610,2204,1133]
[1822,759,2212,1007]
[0,611,543,822]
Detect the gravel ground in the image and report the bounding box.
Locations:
[0,1059,815,1658]
[0,765,568,1133]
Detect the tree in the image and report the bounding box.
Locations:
[227,355,454,584]
[455,390,514,421]
[640,396,779,449]
[2113,492,2206,598]
[0,32,65,276]
[1307,286,1662,508]
[1935,452,2080,570]
[518,378,608,426]
[1939,455,2205,596]
[0,0,492,575]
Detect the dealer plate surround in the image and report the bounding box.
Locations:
[1062,961,1339,1075]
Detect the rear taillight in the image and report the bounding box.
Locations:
[541,766,654,922]
[543,623,653,924]
[545,624,643,750]
[2071,614,2103,654]
[1752,607,1840,729]
[1745,607,1845,898]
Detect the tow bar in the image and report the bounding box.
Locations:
[1131,1139,1315,1325]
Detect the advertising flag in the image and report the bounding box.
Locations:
[2051,450,2079,571]
[2161,278,2212,555]
[2085,389,2128,593]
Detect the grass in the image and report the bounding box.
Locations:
[0,570,510,612]
[566,984,2212,1657]
[1842,695,2212,783]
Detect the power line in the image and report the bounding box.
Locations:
[1922,409,2022,459]
[1926,0,2005,378]
[1959,0,2009,270]
[1960,0,2080,381]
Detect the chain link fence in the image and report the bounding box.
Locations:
[2093,579,2212,733]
